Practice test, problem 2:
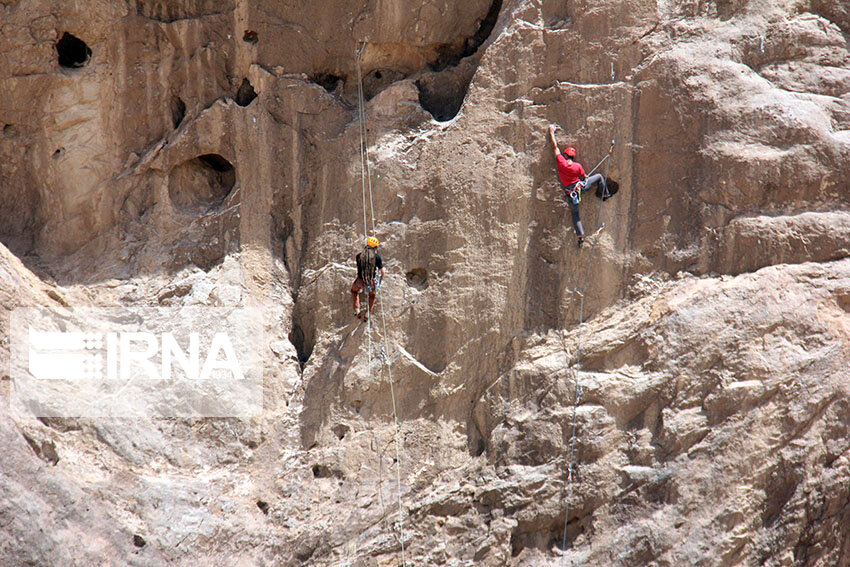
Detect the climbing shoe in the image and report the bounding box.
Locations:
[577,237,584,248]
[354,311,361,319]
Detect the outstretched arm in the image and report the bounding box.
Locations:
[548,124,561,159]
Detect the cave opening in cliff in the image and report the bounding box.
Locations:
[311,72,343,93]
[168,154,235,214]
[243,30,258,44]
[235,78,257,107]
[430,0,503,71]
[416,75,468,122]
[56,32,91,69]
[289,322,314,369]
[457,0,503,67]
[170,96,186,128]
[405,267,429,289]
[414,0,502,121]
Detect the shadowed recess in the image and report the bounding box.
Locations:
[56,33,91,68]
[416,0,503,121]
[170,96,186,128]
[235,78,257,106]
[311,72,343,93]
[168,154,235,214]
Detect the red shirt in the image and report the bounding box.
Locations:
[556,154,585,187]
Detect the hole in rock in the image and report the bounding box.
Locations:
[430,0,503,71]
[416,0,502,120]
[837,294,850,313]
[52,148,64,160]
[256,500,270,515]
[473,437,485,457]
[40,440,59,465]
[3,124,18,139]
[312,464,334,478]
[235,78,257,107]
[22,433,60,465]
[167,154,235,214]
[133,534,146,548]
[289,323,314,369]
[170,96,186,128]
[405,267,428,289]
[56,32,92,68]
[243,30,258,44]
[551,512,592,552]
[332,424,349,440]
[510,532,524,557]
[468,0,502,55]
[363,68,405,99]
[598,178,619,201]
[626,411,644,431]
[416,74,470,122]
[311,72,343,93]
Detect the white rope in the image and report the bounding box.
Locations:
[560,141,615,562]
[356,42,407,567]
[355,44,375,460]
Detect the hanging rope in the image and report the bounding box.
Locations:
[356,42,407,567]
[560,139,615,560]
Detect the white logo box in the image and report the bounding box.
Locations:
[10,306,264,418]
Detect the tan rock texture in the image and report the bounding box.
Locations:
[1,0,849,565]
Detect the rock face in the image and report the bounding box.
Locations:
[1,0,849,565]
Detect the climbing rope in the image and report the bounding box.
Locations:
[355,42,407,567]
[559,140,615,560]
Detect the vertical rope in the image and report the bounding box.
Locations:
[560,140,615,561]
[356,41,407,567]
[355,43,369,244]
[355,43,374,440]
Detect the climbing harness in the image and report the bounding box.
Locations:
[562,141,615,208]
[559,138,615,559]
[355,41,407,567]
[566,182,583,206]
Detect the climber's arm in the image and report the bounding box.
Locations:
[549,124,561,159]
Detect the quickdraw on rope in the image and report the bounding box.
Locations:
[355,42,407,567]
[560,139,615,560]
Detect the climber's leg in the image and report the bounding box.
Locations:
[367,290,376,315]
[351,279,363,316]
[583,173,607,196]
[568,198,585,237]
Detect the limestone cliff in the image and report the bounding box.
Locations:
[1,0,849,565]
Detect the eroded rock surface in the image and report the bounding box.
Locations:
[1,0,848,565]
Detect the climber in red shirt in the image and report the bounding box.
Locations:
[548,124,608,247]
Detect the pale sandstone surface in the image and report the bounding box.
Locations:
[0,0,849,565]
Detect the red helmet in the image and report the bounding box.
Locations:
[564,147,577,158]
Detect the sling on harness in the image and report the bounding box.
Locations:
[566,182,585,205]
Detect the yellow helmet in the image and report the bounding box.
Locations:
[366,236,379,248]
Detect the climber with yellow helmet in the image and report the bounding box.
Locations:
[351,236,385,322]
